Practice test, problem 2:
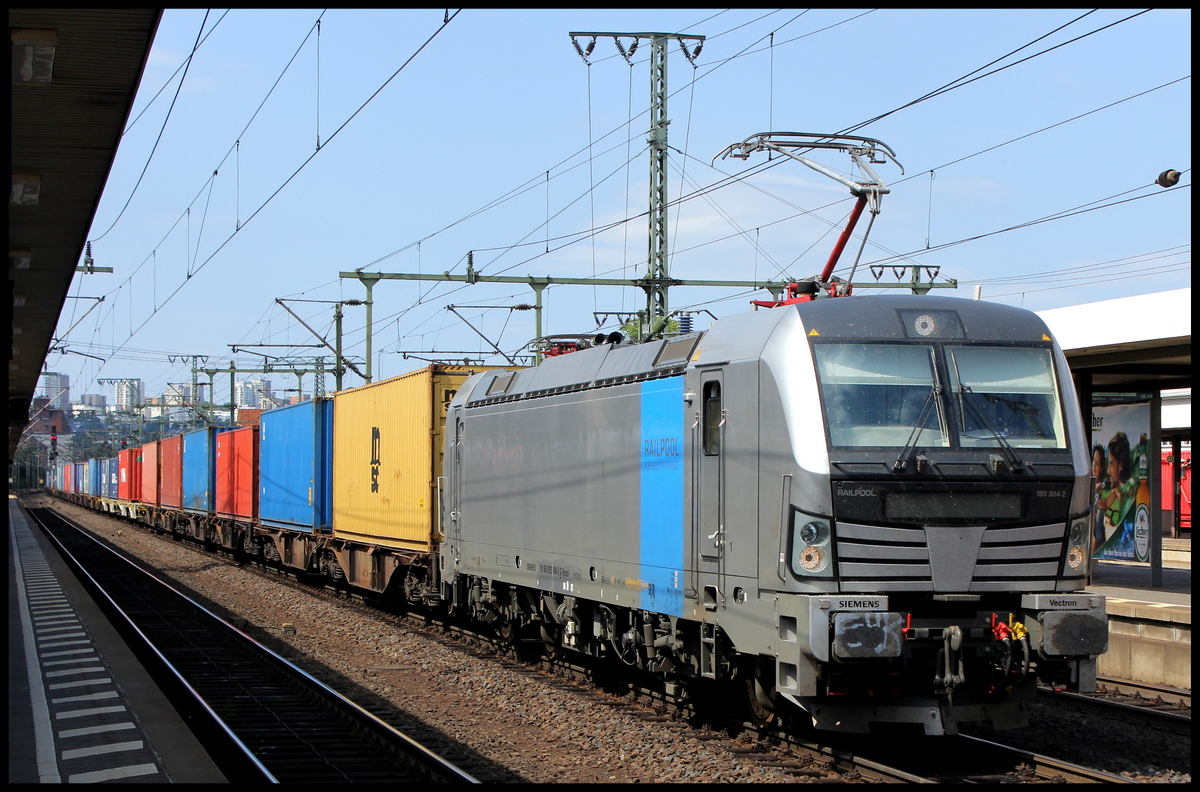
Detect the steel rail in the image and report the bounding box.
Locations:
[26,506,479,784]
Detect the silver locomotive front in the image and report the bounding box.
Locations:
[752,295,1106,735]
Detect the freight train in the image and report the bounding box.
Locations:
[47,293,1108,736]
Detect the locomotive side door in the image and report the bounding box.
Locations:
[693,370,725,608]
[449,411,464,546]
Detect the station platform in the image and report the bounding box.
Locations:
[7,494,226,784]
[1086,558,1191,691]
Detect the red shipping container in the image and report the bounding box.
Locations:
[160,434,184,509]
[64,463,74,493]
[216,425,258,519]
[118,447,143,502]
[141,440,160,507]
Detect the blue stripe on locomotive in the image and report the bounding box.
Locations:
[639,377,684,618]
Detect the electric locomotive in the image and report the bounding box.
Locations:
[439,293,1106,735]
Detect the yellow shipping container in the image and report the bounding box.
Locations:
[332,364,507,551]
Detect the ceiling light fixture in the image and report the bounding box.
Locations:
[11,29,57,83]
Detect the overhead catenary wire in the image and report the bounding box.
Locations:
[63,8,1180,393]
[121,10,230,136]
[90,11,211,244]
[65,9,461,402]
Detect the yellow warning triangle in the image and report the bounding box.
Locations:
[1042,333,1051,341]
[808,329,820,336]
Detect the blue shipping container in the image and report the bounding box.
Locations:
[89,459,103,496]
[259,398,333,533]
[182,427,224,513]
[104,458,120,498]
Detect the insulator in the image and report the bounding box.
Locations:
[1157,169,1181,188]
[627,39,638,57]
[585,37,596,57]
[678,314,693,333]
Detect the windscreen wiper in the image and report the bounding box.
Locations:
[958,386,1025,472]
[892,386,940,473]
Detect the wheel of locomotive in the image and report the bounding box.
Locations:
[746,677,778,727]
[744,656,778,727]
[497,619,517,646]
[539,623,561,659]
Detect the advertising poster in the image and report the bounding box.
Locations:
[1090,402,1151,562]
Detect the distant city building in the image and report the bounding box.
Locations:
[81,393,106,409]
[141,398,169,420]
[67,403,100,418]
[24,397,70,436]
[164,383,195,406]
[235,378,274,409]
[38,372,70,409]
[112,378,143,411]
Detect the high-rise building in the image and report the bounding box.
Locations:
[235,379,273,409]
[81,393,107,409]
[164,383,195,406]
[112,378,143,411]
[38,372,70,409]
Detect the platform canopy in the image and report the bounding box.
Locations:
[9,9,162,463]
[1036,288,1191,396]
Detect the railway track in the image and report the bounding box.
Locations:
[26,506,479,784]
[1095,676,1191,708]
[36,495,1186,784]
[1039,683,1191,737]
[843,733,1138,783]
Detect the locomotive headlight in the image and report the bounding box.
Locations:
[799,521,826,546]
[790,513,834,578]
[798,545,824,571]
[1063,517,1090,576]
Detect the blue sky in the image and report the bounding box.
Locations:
[48,8,1191,405]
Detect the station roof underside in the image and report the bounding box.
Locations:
[1037,288,1192,396]
[9,9,162,463]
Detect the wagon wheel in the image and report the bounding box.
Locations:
[497,620,516,646]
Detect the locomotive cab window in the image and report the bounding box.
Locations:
[702,381,722,455]
[947,345,1066,449]
[813,343,948,448]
